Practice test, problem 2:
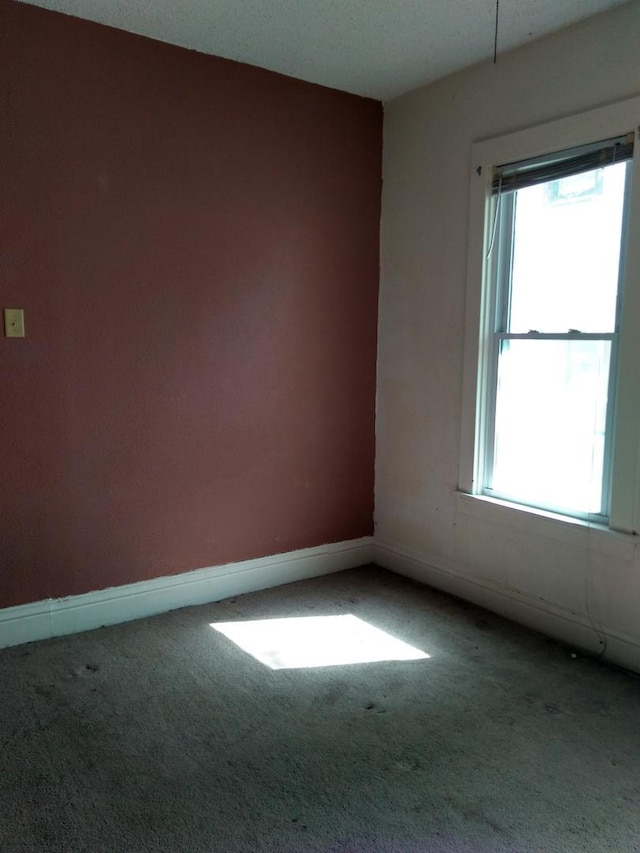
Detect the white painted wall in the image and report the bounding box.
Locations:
[377,1,640,672]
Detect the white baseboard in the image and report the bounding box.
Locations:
[6,535,638,673]
[0,537,374,650]
[374,540,640,675]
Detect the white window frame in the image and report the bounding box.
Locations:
[459,97,640,535]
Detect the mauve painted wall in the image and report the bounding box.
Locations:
[0,0,381,608]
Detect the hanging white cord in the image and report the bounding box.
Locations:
[584,370,608,657]
[582,148,622,659]
[485,175,502,260]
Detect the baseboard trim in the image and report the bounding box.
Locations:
[374,540,640,675]
[0,537,374,650]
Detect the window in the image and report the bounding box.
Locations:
[459,98,640,533]
[486,137,632,520]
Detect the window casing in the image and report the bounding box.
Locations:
[459,97,640,534]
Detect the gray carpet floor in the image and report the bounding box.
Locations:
[1,565,639,852]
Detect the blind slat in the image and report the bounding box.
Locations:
[492,134,634,195]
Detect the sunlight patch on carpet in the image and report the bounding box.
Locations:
[209,614,430,669]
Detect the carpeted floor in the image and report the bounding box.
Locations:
[1,565,639,852]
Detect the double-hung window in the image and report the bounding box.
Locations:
[460,98,640,532]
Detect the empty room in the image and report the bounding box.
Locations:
[1,0,640,850]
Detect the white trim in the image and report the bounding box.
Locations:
[610,121,640,534]
[458,151,493,493]
[374,539,640,675]
[0,537,374,650]
[455,491,637,560]
[472,97,640,174]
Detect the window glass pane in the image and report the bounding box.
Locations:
[507,162,627,333]
[490,339,611,515]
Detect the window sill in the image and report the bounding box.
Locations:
[455,491,637,560]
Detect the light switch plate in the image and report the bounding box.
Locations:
[4,308,25,338]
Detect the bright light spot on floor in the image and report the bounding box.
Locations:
[209,614,430,670]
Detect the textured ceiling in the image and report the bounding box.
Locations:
[17,0,629,100]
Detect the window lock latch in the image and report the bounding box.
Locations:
[568,328,582,334]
